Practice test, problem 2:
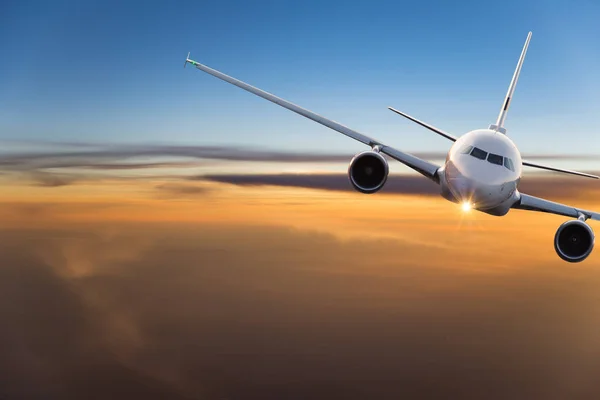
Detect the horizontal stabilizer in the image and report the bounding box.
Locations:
[522,159,599,179]
[388,107,457,141]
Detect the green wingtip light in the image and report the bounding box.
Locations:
[184,52,199,68]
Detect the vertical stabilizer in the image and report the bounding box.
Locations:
[489,31,532,134]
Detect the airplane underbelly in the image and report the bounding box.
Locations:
[472,183,511,209]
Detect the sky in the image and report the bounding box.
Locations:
[3,0,600,399]
[1,0,600,156]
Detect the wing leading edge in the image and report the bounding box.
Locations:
[184,55,441,181]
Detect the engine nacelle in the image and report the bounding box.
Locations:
[348,151,389,194]
[554,220,595,262]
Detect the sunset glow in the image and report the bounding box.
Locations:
[3,0,600,398]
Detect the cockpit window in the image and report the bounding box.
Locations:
[460,145,473,154]
[504,157,515,172]
[461,145,515,171]
[487,153,503,166]
[469,147,488,160]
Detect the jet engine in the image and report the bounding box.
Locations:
[348,151,389,194]
[554,220,595,262]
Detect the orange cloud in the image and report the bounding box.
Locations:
[2,219,600,398]
[1,174,597,271]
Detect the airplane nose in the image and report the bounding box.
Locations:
[444,161,485,209]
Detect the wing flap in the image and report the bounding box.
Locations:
[522,160,599,179]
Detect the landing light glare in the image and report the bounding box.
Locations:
[461,202,472,212]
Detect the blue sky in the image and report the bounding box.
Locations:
[1,0,600,162]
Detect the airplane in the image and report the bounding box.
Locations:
[184,31,600,263]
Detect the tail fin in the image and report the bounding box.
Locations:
[489,31,532,134]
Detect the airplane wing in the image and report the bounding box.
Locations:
[388,107,457,141]
[513,192,600,221]
[521,160,599,179]
[185,55,441,181]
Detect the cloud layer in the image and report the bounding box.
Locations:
[202,172,600,200]
[1,141,599,398]
[2,142,598,203]
[0,140,597,171]
[2,223,600,399]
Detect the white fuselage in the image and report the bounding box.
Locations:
[441,129,522,213]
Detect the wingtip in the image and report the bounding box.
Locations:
[581,171,599,179]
